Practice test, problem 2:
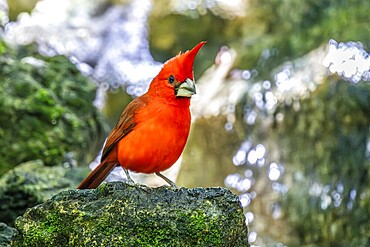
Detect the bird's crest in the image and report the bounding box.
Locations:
[165,41,206,81]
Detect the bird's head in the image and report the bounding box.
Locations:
[149,41,206,103]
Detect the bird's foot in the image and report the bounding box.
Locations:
[124,169,135,184]
[155,172,178,189]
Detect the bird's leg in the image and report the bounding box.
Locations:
[123,168,135,184]
[155,172,178,188]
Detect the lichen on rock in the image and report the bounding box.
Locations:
[0,222,17,247]
[13,182,249,246]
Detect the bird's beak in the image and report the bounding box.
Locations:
[176,78,196,97]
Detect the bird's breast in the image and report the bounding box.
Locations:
[117,102,191,173]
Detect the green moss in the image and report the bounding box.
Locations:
[13,182,249,246]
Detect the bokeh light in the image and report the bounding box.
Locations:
[323,39,370,83]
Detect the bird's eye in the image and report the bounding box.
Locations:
[168,75,175,84]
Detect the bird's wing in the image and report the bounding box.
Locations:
[101,95,148,163]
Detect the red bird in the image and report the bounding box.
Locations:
[78,42,206,189]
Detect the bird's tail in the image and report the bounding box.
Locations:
[77,162,117,189]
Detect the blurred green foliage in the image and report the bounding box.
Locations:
[255,0,370,65]
[149,0,370,77]
[276,78,370,246]
[0,160,79,225]
[0,40,105,175]
[278,79,369,182]
[149,0,370,245]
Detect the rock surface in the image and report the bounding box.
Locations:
[0,222,17,247]
[13,182,249,246]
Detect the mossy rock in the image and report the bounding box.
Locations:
[13,182,249,246]
[0,39,106,175]
[0,160,84,225]
[0,222,17,247]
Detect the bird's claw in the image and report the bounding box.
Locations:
[155,172,178,189]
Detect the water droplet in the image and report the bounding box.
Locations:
[242,70,251,80]
[239,194,251,207]
[268,163,281,181]
[247,150,257,164]
[350,189,357,200]
[244,169,253,178]
[224,122,234,131]
[233,150,246,166]
[248,231,257,243]
[262,80,271,89]
[255,144,266,159]
[245,212,254,224]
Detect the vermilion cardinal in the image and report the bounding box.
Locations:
[77,42,206,189]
